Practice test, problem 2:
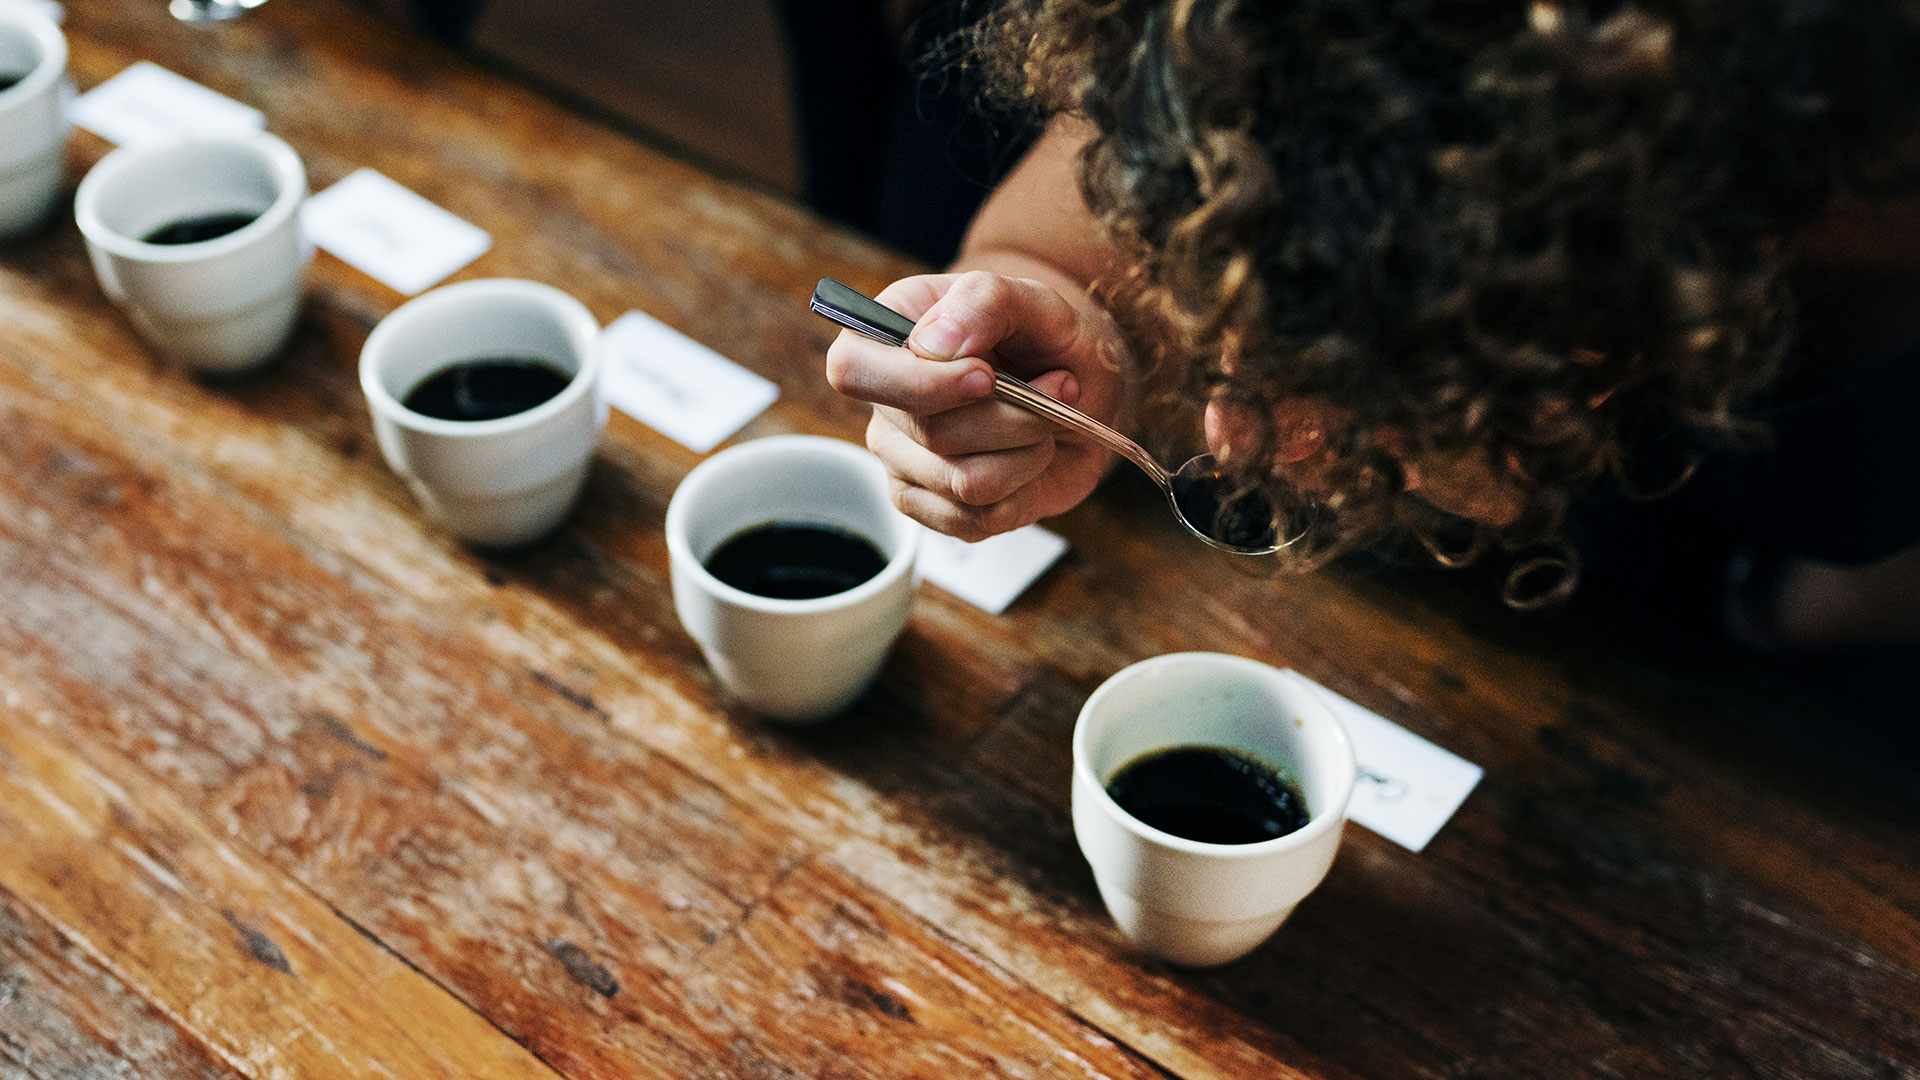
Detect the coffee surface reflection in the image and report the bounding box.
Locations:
[401,358,572,422]
[1105,745,1309,845]
[704,521,887,600]
[141,211,260,245]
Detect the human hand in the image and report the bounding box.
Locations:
[825,270,1132,540]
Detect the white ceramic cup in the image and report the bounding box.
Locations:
[666,435,920,723]
[74,132,310,373]
[359,278,606,547]
[1072,652,1356,967]
[0,4,69,239]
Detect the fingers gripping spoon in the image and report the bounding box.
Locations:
[811,278,1294,555]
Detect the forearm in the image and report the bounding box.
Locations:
[948,247,1095,311]
[955,115,1117,298]
[947,116,1137,424]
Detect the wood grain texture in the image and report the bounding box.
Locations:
[1,2,1916,1079]
[0,706,563,1080]
[0,887,247,1080]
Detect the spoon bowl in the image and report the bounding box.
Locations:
[811,278,1300,556]
[1169,453,1286,555]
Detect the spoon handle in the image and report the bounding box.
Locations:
[810,279,1171,488]
[985,370,1169,486]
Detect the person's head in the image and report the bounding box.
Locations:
[973,0,1920,597]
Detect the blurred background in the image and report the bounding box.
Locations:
[353,0,1035,266]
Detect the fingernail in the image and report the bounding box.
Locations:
[961,366,994,397]
[913,317,965,359]
[1056,373,1080,406]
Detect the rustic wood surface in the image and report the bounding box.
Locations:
[2,3,1916,1078]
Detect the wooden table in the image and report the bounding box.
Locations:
[3,4,1916,1078]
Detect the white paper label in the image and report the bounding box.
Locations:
[300,169,491,295]
[916,525,1069,615]
[1293,674,1483,852]
[69,62,266,146]
[598,310,779,452]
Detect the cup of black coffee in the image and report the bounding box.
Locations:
[359,278,606,547]
[73,132,310,373]
[1072,652,1355,966]
[665,435,919,722]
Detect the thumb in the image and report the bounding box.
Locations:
[907,312,976,362]
[905,271,1079,368]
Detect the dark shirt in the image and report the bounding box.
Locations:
[1572,336,1920,625]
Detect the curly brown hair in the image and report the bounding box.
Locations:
[969,0,1920,597]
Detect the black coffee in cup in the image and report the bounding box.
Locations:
[141,211,260,245]
[402,358,573,422]
[0,73,23,93]
[1105,745,1309,844]
[704,521,887,600]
